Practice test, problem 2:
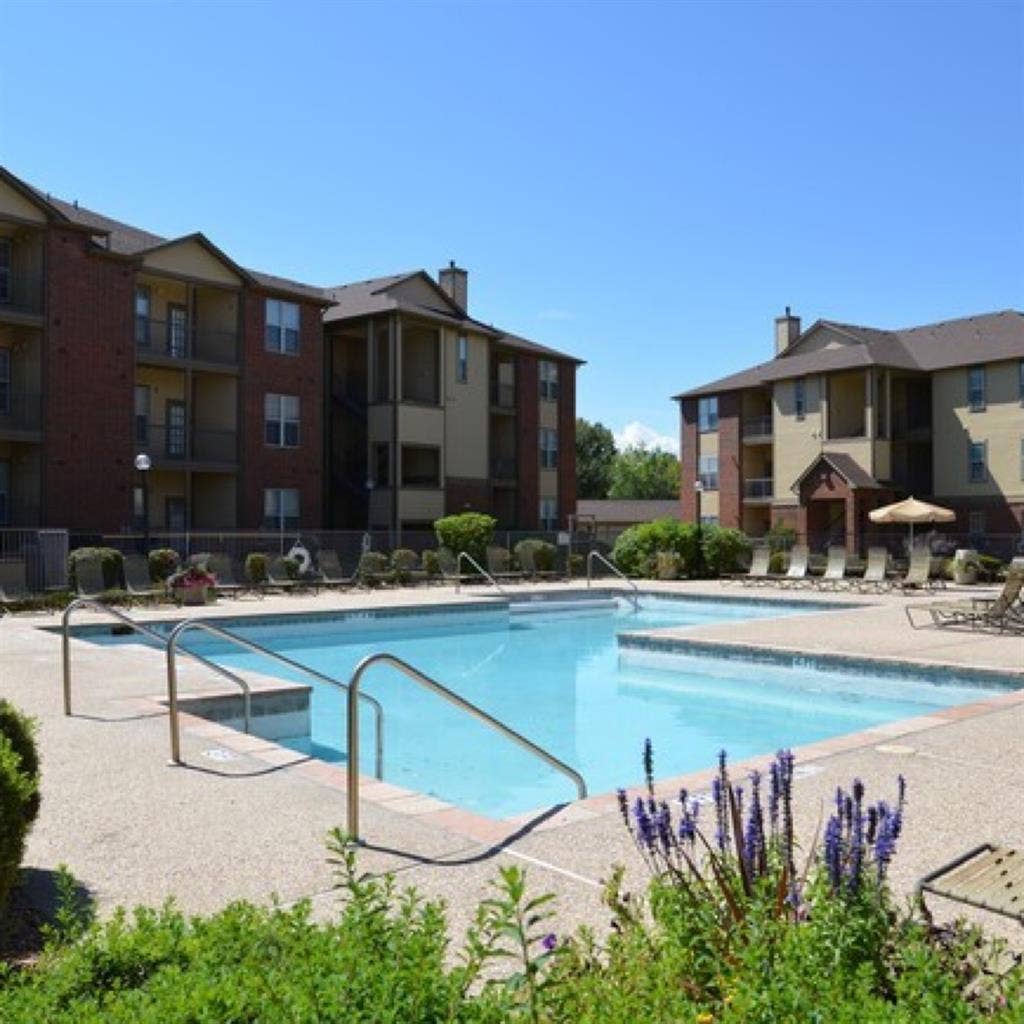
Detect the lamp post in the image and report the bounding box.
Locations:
[134,452,152,555]
[693,479,705,578]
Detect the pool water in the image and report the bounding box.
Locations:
[150,597,1011,817]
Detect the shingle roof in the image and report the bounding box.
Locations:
[791,451,882,493]
[576,499,680,523]
[675,310,1024,399]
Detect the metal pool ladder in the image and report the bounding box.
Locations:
[455,550,508,597]
[345,652,587,842]
[586,550,641,610]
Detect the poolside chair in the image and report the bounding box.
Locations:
[895,548,941,592]
[723,547,770,586]
[266,556,307,593]
[206,553,248,599]
[486,546,524,583]
[908,567,1024,632]
[74,557,109,600]
[856,546,891,592]
[918,844,1024,927]
[0,560,36,613]
[316,548,356,590]
[123,554,162,604]
[814,546,850,590]
[777,545,810,588]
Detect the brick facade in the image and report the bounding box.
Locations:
[556,360,576,529]
[717,392,741,528]
[679,399,697,521]
[42,229,135,531]
[239,294,325,529]
[516,354,540,529]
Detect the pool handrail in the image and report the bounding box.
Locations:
[165,617,385,778]
[345,651,587,841]
[455,550,509,597]
[61,598,253,736]
[586,551,640,610]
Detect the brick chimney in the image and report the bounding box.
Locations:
[774,306,801,355]
[438,261,468,311]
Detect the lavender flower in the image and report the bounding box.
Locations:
[616,788,629,830]
[541,932,557,951]
[643,738,654,792]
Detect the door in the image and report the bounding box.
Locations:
[168,303,189,359]
[165,400,186,458]
[165,497,187,532]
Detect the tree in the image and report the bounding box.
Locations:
[575,418,617,499]
[608,444,680,499]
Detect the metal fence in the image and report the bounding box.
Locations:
[0,528,69,590]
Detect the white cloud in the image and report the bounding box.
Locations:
[614,421,679,455]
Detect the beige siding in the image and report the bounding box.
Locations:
[398,405,444,447]
[539,468,558,499]
[194,375,237,430]
[0,180,46,223]
[399,488,445,522]
[772,376,824,499]
[933,362,1024,499]
[443,328,488,479]
[192,474,236,528]
[391,275,449,310]
[137,273,188,320]
[700,491,720,518]
[136,367,185,421]
[145,470,187,528]
[784,324,862,356]
[873,440,892,481]
[142,239,241,286]
[699,430,719,456]
[539,399,558,430]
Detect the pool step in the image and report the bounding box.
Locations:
[509,597,620,615]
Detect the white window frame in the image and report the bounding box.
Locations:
[0,348,9,415]
[698,396,719,433]
[967,365,986,412]
[263,487,300,530]
[264,393,300,448]
[265,299,300,354]
[698,454,719,491]
[968,440,987,483]
[539,360,559,401]
[539,427,559,469]
[456,335,469,384]
[539,497,557,530]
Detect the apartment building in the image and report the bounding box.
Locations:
[323,266,580,532]
[675,309,1024,550]
[0,166,580,534]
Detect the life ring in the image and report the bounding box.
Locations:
[287,543,312,575]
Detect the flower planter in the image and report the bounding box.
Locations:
[174,586,213,606]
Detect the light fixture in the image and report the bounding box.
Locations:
[134,453,152,472]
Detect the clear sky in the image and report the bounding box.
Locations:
[2,0,1021,451]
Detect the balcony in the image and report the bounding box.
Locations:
[0,393,42,438]
[135,318,239,366]
[490,456,517,482]
[0,504,41,527]
[490,381,516,411]
[743,477,773,500]
[742,415,773,441]
[0,263,44,321]
[137,425,238,466]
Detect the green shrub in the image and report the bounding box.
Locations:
[359,551,392,585]
[514,538,557,574]
[0,590,73,614]
[66,547,123,591]
[655,550,681,579]
[146,548,179,583]
[0,700,40,916]
[433,513,496,565]
[700,525,751,576]
[244,552,268,585]
[567,552,585,577]
[486,546,512,574]
[766,521,798,552]
[390,549,420,584]
[421,549,440,576]
[977,554,1004,582]
[280,556,300,580]
[611,519,699,577]
[769,550,786,575]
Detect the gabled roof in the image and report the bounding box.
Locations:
[576,499,680,523]
[791,451,881,494]
[675,310,1024,399]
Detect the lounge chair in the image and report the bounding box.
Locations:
[895,548,941,592]
[266,556,307,592]
[856,546,891,592]
[316,548,355,590]
[486,546,524,583]
[908,567,1024,632]
[723,547,770,586]
[74,557,109,600]
[777,545,810,588]
[207,553,248,599]
[123,554,162,604]
[814,546,849,590]
[0,560,35,613]
[918,844,1024,926]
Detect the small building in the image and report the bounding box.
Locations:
[575,499,681,532]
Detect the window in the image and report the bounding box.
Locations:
[265,299,300,354]
[967,366,986,412]
[167,304,188,359]
[0,348,9,415]
[795,379,806,422]
[968,440,987,483]
[0,238,10,304]
[539,360,559,401]
[401,445,440,487]
[539,427,559,469]
[968,510,986,538]
[539,497,557,530]
[132,485,146,528]
[264,393,300,447]
[698,454,719,490]
[700,515,719,527]
[698,396,718,432]
[264,488,300,530]
[166,497,187,533]
[165,400,186,458]
[134,385,150,444]
[456,335,469,383]
[0,460,8,525]
[134,286,151,347]
[374,443,390,487]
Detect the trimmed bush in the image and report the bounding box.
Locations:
[0,700,40,916]
[769,550,786,575]
[567,552,584,577]
[358,551,392,585]
[766,521,798,551]
[244,552,268,585]
[486,546,512,573]
[280,557,300,580]
[700,525,751,576]
[514,538,557,574]
[67,547,123,591]
[611,519,699,577]
[390,549,420,584]
[433,513,496,565]
[421,549,440,577]
[147,548,179,583]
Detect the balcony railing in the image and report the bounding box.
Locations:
[0,393,42,433]
[743,477,773,499]
[0,504,41,528]
[490,382,516,410]
[135,318,239,365]
[136,425,238,465]
[490,456,517,481]
[0,271,44,317]
[742,415,773,439]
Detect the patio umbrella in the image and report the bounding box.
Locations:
[868,496,956,549]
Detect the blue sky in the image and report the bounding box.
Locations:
[2,0,1021,451]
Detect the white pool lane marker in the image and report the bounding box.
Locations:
[503,848,602,889]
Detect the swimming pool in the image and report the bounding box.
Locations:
[85,595,1015,817]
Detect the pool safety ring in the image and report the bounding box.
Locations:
[287,543,312,575]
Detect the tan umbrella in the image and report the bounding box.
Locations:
[868,496,956,548]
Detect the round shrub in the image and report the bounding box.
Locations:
[514,538,556,573]
[0,699,40,916]
[486,546,512,573]
[567,552,585,577]
[701,526,751,577]
[390,549,420,584]
[433,513,496,565]
[67,547,124,591]
[245,552,268,585]
[358,551,391,585]
[421,549,440,576]
[147,548,180,583]
[611,519,699,577]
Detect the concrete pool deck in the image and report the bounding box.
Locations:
[2,580,1022,946]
